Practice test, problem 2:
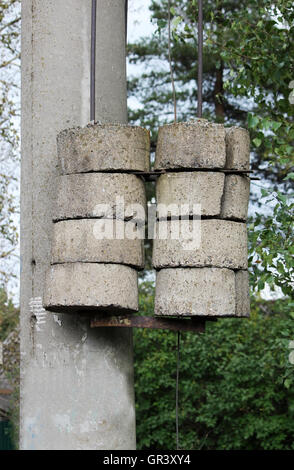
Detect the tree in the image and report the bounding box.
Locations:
[0,0,20,284]
[128,0,293,298]
[0,286,19,448]
[129,0,294,450]
[128,0,294,181]
[0,287,18,341]
[134,282,294,450]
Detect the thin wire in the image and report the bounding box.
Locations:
[125,0,128,44]
[90,0,97,122]
[176,330,180,450]
[168,0,177,122]
[168,0,179,449]
[197,0,203,118]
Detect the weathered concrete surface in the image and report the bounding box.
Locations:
[57,123,150,174]
[235,270,250,317]
[156,172,225,217]
[225,127,250,170]
[21,0,136,450]
[51,219,144,269]
[153,219,248,270]
[155,267,236,316]
[154,120,226,170]
[43,263,138,313]
[221,175,250,221]
[54,173,146,222]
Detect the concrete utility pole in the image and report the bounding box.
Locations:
[20,0,136,450]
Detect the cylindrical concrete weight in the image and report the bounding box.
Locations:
[156,172,225,217]
[154,120,226,170]
[225,127,250,170]
[154,267,249,317]
[57,123,150,174]
[155,267,235,316]
[53,173,146,222]
[51,219,144,269]
[43,263,139,313]
[152,219,248,270]
[235,270,250,317]
[221,174,250,221]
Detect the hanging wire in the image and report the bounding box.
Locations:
[168,0,177,122]
[125,0,128,44]
[176,330,180,450]
[167,0,180,450]
[197,0,203,117]
[90,0,97,122]
[167,1,180,449]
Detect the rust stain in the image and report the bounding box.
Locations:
[0,389,13,395]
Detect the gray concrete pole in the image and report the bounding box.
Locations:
[20,0,136,450]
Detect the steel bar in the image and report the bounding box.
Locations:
[90,0,97,121]
[91,315,206,333]
[176,331,180,450]
[0,389,12,395]
[197,0,203,117]
[125,0,128,43]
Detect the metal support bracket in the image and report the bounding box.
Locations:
[91,314,207,333]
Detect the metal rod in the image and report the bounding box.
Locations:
[91,314,206,333]
[168,0,177,122]
[90,0,97,122]
[197,0,203,117]
[125,0,128,44]
[176,331,180,450]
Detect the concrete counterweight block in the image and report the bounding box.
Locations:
[156,172,225,217]
[221,174,250,221]
[57,123,150,174]
[153,219,248,270]
[154,268,249,317]
[53,173,146,222]
[51,219,144,269]
[154,119,226,170]
[43,263,139,314]
[235,270,250,317]
[225,127,250,170]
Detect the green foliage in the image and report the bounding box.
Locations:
[212,0,294,184]
[128,0,294,179]
[129,1,294,295]
[249,190,294,297]
[131,1,294,450]
[0,0,20,283]
[134,283,294,450]
[0,172,18,281]
[0,287,19,448]
[0,0,20,144]
[0,286,18,341]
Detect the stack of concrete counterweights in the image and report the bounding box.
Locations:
[153,119,250,318]
[44,123,150,313]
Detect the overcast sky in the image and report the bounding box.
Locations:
[128,0,155,42]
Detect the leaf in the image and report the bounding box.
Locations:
[277,192,287,204]
[248,114,260,128]
[284,379,291,389]
[284,173,294,181]
[253,137,262,147]
[271,121,282,131]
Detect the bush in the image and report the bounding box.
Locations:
[134,284,294,450]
